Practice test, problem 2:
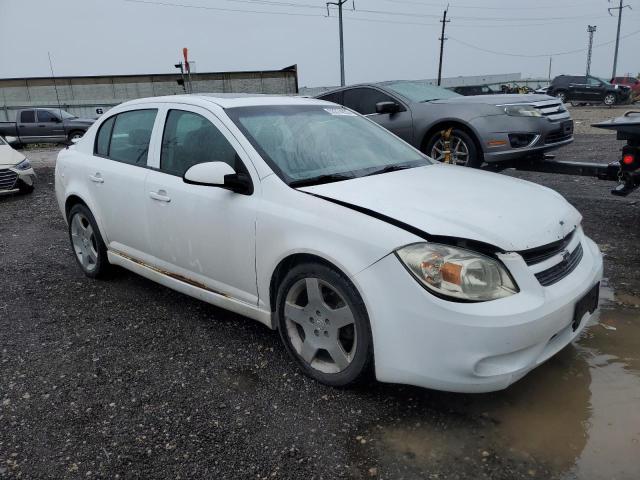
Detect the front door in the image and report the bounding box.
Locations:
[144,105,258,305]
[36,109,67,142]
[342,87,414,144]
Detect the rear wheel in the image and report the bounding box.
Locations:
[425,128,481,167]
[276,263,373,387]
[603,93,616,106]
[68,204,109,278]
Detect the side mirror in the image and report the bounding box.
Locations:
[375,101,401,115]
[183,161,253,195]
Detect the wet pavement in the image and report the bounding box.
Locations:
[1,138,639,479]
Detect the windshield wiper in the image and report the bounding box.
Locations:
[363,164,413,177]
[289,173,354,188]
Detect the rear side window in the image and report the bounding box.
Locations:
[97,109,157,165]
[20,110,35,123]
[95,116,116,157]
[318,91,344,105]
[160,109,240,177]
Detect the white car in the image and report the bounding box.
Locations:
[0,135,35,194]
[54,94,603,393]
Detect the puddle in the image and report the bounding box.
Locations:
[361,284,640,479]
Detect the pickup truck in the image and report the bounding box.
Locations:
[0,108,95,147]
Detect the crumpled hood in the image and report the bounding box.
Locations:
[0,144,26,168]
[433,93,553,106]
[299,164,581,252]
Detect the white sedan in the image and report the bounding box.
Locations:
[54,94,603,393]
[0,136,35,194]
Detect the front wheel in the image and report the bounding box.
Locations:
[425,128,481,167]
[603,93,616,106]
[68,204,109,278]
[68,130,84,142]
[276,263,373,387]
[555,91,567,103]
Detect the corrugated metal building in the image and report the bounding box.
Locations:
[0,65,299,121]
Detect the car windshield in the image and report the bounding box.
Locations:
[227,105,430,186]
[597,77,611,85]
[385,81,462,102]
[58,110,77,119]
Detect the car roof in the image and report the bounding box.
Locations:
[119,93,331,109]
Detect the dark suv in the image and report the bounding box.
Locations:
[548,75,631,106]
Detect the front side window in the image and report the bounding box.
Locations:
[228,105,429,186]
[37,110,60,123]
[20,111,35,123]
[108,109,157,165]
[343,88,403,115]
[160,110,239,177]
[588,77,602,86]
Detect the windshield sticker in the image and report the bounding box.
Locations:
[324,108,356,116]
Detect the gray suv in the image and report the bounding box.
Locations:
[316,81,573,167]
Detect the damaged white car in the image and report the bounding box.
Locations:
[0,136,35,194]
[54,94,603,393]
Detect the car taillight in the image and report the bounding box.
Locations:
[621,146,639,171]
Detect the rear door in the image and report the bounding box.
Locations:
[16,110,40,142]
[36,109,67,142]
[342,87,414,144]
[87,107,159,258]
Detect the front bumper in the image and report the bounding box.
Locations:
[471,114,574,163]
[0,166,36,192]
[354,232,603,393]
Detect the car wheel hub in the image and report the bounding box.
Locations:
[431,136,470,166]
[284,277,357,374]
[71,213,98,272]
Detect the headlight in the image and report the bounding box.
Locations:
[396,243,518,302]
[502,104,542,117]
[15,159,31,171]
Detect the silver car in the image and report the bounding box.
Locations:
[316,81,573,167]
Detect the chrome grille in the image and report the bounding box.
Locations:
[0,169,18,191]
[535,243,584,287]
[531,99,571,122]
[519,229,576,266]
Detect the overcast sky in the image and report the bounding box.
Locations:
[0,0,638,87]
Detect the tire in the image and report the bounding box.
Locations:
[603,93,616,106]
[555,90,567,103]
[67,204,109,278]
[425,128,482,168]
[275,262,373,387]
[67,130,84,142]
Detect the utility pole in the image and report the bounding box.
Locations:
[586,25,597,77]
[437,4,450,86]
[548,56,553,82]
[327,0,352,87]
[608,0,631,79]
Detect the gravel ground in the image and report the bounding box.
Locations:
[1,126,639,479]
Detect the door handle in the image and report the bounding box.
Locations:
[89,173,104,184]
[149,190,171,203]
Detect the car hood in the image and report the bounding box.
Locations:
[432,93,553,106]
[0,144,26,168]
[299,164,581,252]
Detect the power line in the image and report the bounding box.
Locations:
[448,27,640,58]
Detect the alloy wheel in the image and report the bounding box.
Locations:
[283,277,357,374]
[557,92,567,103]
[70,213,98,272]
[430,135,470,166]
[604,94,616,106]
[71,133,83,141]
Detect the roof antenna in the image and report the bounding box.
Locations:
[48,52,68,145]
